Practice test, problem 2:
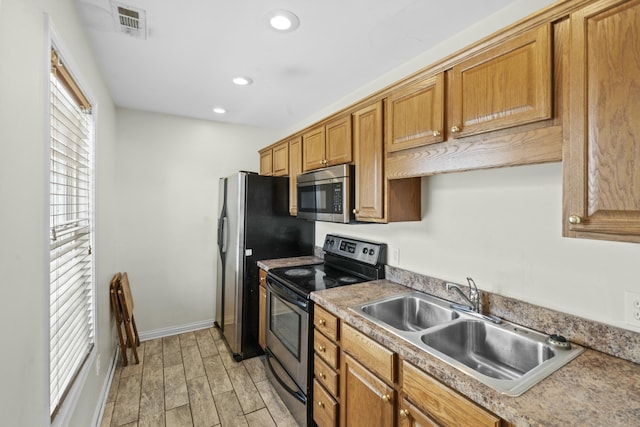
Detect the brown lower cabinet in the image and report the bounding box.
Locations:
[258,269,267,350]
[321,315,509,427]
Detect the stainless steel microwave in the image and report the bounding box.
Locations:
[296,164,354,223]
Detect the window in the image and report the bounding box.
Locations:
[49,47,94,420]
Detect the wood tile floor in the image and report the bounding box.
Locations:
[100,327,299,427]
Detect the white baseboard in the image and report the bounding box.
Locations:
[138,319,215,342]
[92,346,119,427]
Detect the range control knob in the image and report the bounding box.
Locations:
[362,248,368,254]
[368,248,375,256]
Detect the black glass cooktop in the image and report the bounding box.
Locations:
[268,263,366,297]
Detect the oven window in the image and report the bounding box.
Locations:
[270,293,302,360]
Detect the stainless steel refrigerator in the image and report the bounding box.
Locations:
[215,171,314,361]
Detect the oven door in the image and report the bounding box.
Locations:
[266,276,309,391]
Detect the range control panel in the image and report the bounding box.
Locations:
[323,234,387,266]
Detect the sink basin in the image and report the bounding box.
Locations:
[420,320,554,380]
[359,294,459,331]
[349,291,584,396]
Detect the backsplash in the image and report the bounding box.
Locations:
[385,265,640,364]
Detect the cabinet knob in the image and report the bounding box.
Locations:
[451,125,461,133]
[381,394,391,403]
[432,130,441,137]
[318,319,326,326]
[317,401,325,408]
[318,345,326,352]
[568,215,582,224]
[319,372,326,380]
[399,409,409,418]
[352,209,359,214]
[319,160,324,165]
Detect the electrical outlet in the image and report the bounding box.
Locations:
[624,291,640,328]
[391,248,400,265]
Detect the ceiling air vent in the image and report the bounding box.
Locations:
[111,2,147,39]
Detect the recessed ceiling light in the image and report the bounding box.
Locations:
[267,10,299,32]
[213,107,226,114]
[232,77,253,86]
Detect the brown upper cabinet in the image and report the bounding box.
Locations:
[259,140,289,176]
[288,136,303,215]
[386,73,445,152]
[353,101,385,221]
[449,23,552,139]
[259,148,273,176]
[302,114,352,172]
[353,100,422,223]
[564,0,640,243]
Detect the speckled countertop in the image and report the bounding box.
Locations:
[311,280,640,427]
[257,255,323,271]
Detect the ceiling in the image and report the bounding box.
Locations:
[75,0,521,130]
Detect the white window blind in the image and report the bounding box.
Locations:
[49,48,94,419]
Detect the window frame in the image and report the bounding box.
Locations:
[45,19,98,427]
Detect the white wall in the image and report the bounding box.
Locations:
[294,0,640,334]
[316,164,640,332]
[115,109,278,334]
[0,0,119,426]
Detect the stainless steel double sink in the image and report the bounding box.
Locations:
[350,292,584,396]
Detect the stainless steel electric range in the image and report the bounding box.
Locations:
[265,234,387,426]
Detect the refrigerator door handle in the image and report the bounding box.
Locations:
[221,217,228,253]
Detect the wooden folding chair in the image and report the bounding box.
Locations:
[117,272,140,364]
[109,273,130,366]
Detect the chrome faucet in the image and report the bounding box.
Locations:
[445,277,479,313]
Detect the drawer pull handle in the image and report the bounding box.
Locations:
[317,400,325,408]
[400,409,409,418]
[381,394,391,403]
[568,215,582,224]
[318,319,326,326]
[318,345,326,352]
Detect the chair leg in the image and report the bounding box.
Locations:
[131,315,140,347]
[110,284,128,366]
[123,319,139,364]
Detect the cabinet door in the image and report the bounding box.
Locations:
[399,398,439,427]
[288,136,302,215]
[341,354,395,427]
[272,141,289,176]
[325,114,352,166]
[353,101,385,221]
[450,23,552,138]
[302,125,326,171]
[403,361,501,427]
[565,0,640,242]
[258,284,266,349]
[259,149,273,175]
[387,73,445,152]
[258,269,267,349]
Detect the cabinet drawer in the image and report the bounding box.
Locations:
[314,330,339,369]
[313,379,338,427]
[314,305,339,341]
[402,361,501,427]
[341,323,396,384]
[314,353,339,397]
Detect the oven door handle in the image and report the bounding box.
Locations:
[265,349,306,404]
[267,278,308,311]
